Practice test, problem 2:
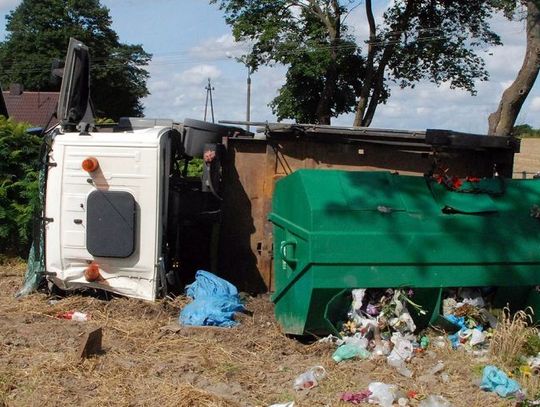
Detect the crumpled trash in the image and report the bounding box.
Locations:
[387,332,413,377]
[442,298,458,316]
[317,334,340,344]
[480,365,521,397]
[373,340,392,356]
[397,397,409,406]
[419,361,445,383]
[179,270,245,327]
[444,315,467,330]
[388,290,418,333]
[468,329,487,346]
[340,390,372,404]
[368,382,396,407]
[333,343,370,362]
[268,403,294,407]
[418,395,453,407]
[351,289,367,316]
[57,311,89,321]
[293,366,326,391]
[528,353,540,375]
[460,288,485,308]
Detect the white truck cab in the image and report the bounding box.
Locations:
[40,38,233,300]
[45,126,174,300]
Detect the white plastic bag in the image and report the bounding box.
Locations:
[387,332,413,377]
[368,382,396,407]
[293,366,326,390]
[418,395,453,407]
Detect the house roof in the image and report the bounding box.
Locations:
[2,88,59,128]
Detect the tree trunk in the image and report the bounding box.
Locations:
[353,0,376,127]
[488,0,540,136]
[353,0,414,127]
[315,1,340,125]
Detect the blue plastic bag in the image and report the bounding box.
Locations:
[185,270,239,299]
[480,365,521,397]
[179,271,245,327]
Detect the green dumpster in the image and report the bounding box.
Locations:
[269,170,540,335]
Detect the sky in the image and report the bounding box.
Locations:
[0,0,538,134]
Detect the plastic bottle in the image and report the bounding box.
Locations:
[332,343,370,362]
[57,311,89,321]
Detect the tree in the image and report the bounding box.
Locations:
[0,117,39,255]
[213,1,363,124]
[212,0,503,126]
[488,0,540,136]
[268,6,364,124]
[0,0,151,120]
[355,0,502,126]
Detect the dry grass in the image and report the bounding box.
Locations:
[0,260,516,407]
[489,307,540,399]
[489,307,537,369]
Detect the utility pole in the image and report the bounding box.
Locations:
[204,78,215,123]
[246,68,251,133]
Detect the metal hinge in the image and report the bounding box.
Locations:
[40,217,54,223]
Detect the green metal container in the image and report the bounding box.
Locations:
[269,170,540,335]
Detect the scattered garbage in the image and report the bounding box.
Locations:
[418,395,453,407]
[57,311,89,321]
[179,270,245,327]
[418,361,446,383]
[292,366,326,391]
[441,288,496,352]
[331,288,426,375]
[397,397,409,406]
[480,365,521,397]
[527,353,540,375]
[332,338,370,362]
[387,333,414,377]
[339,390,372,404]
[268,403,295,407]
[367,382,396,407]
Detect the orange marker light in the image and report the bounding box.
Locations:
[82,157,99,172]
[84,262,101,282]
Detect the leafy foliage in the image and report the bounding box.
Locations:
[513,124,540,138]
[0,116,40,255]
[187,158,204,177]
[212,0,504,126]
[0,0,151,120]
[268,9,364,123]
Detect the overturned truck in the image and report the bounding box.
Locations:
[22,39,540,335]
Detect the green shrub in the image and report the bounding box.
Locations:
[0,116,40,255]
[513,124,540,138]
[187,158,204,177]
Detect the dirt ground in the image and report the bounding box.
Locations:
[0,260,516,407]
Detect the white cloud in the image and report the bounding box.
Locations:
[0,0,19,10]
[189,34,251,61]
[530,97,540,112]
[175,64,221,85]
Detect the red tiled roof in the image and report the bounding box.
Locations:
[3,91,59,128]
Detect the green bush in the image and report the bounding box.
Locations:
[187,158,204,177]
[513,124,540,138]
[0,116,40,255]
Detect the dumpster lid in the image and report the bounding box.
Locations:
[223,122,519,152]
